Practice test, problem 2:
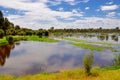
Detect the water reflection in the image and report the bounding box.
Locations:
[0,42,15,66]
[0,41,118,76]
[66,33,120,43]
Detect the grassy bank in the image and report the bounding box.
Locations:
[0,66,120,80]
[0,38,8,45]
[0,36,57,46]
[12,36,57,42]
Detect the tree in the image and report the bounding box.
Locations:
[15,25,20,30]
[0,10,3,18]
[44,31,49,37]
[50,27,54,30]
[3,18,10,35]
[83,52,94,76]
[0,29,4,38]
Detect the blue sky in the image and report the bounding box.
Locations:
[0,0,120,29]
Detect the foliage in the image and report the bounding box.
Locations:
[83,52,94,76]
[114,53,120,66]
[0,29,4,38]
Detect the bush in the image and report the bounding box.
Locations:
[114,53,120,66]
[0,29,4,38]
[6,36,14,44]
[83,52,94,76]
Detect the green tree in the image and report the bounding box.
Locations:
[83,52,94,76]
[0,29,4,38]
[15,25,20,30]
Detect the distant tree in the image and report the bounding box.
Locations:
[44,31,49,37]
[115,27,119,30]
[99,27,102,30]
[50,27,54,30]
[15,25,20,30]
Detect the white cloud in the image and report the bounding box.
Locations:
[64,0,89,5]
[0,0,120,29]
[48,0,90,6]
[106,12,116,17]
[72,9,78,14]
[106,1,113,5]
[85,7,90,10]
[58,8,64,11]
[101,5,119,11]
[74,17,120,29]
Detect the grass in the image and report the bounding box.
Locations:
[1,66,120,80]
[63,38,118,51]
[0,36,57,46]
[74,43,105,51]
[63,38,114,46]
[0,38,8,45]
[12,36,57,42]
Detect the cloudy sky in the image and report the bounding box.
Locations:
[0,0,120,29]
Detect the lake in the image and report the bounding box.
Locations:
[0,40,119,76]
[65,33,120,44]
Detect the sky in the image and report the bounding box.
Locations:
[0,0,120,29]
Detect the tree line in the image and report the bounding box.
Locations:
[0,10,120,38]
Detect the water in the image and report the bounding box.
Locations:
[66,33,120,44]
[0,41,118,76]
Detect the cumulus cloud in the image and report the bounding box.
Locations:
[101,5,119,11]
[0,0,120,29]
[106,12,116,17]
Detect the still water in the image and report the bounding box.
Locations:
[66,33,120,43]
[0,41,118,76]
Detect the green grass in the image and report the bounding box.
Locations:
[13,36,57,42]
[63,38,114,46]
[102,66,120,71]
[0,36,57,46]
[0,38,8,45]
[1,66,120,80]
[74,43,105,51]
[62,38,119,51]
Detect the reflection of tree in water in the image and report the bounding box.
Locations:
[98,35,105,41]
[97,34,109,41]
[111,35,119,42]
[0,43,15,66]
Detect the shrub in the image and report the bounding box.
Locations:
[114,53,120,66]
[0,29,4,38]
[83,52,94,76]
[6,36,14,44]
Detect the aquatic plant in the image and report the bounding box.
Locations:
[114,53,120,66]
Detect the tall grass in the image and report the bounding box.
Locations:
[114,53,120,66]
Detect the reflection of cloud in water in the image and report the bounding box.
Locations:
[93,50,114,67]
[0,41,116,76]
